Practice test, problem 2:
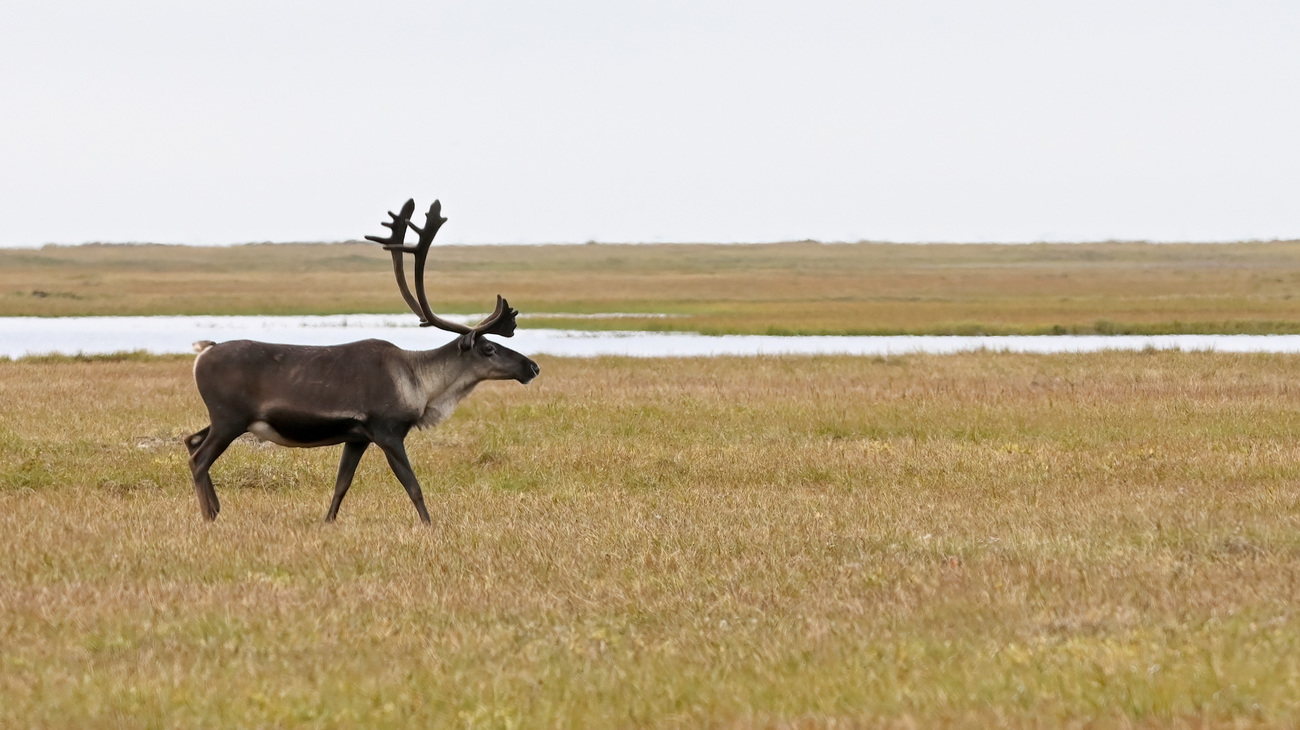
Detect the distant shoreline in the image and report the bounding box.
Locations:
[5,239,1300,336]
[3,237,1298,250]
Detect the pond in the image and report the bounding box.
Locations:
[3,315,1300,359]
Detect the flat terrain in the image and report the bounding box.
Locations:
[2,352,1299,727]
[5,239,1300,334]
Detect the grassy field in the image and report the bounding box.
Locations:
[2,351,1299,727]
[4,239,1300,334]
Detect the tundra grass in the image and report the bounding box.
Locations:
[5,240,1300,335]
[2,352,1299,727]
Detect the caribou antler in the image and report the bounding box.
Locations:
[406,201,453,330]
[366,199,520,350]
[363,199,422,320]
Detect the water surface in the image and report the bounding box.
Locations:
[4,315,1300,359]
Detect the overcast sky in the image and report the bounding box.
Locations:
[2,1,1297,246]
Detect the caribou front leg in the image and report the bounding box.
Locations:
[375,435,432,524]
[325,441,369,523]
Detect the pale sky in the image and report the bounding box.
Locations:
[2,1,1298,247]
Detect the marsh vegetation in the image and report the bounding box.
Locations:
[2,351,1299,726]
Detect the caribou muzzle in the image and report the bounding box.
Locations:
[520,358,541,384]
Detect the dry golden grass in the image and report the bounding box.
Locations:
[2,352,1299,727]
[5,240,1300,334]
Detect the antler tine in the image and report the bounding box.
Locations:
[477,295,519,336]
[364,199,425,322]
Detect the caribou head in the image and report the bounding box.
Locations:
[185,199,539,523]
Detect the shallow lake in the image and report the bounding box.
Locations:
[4,315,1300,359]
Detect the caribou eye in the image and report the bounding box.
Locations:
[481,343,496,356]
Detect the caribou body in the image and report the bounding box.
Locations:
[185,199,539,523]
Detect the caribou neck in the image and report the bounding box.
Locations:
[406,340,485,429]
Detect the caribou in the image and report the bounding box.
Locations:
[185,199,539,523]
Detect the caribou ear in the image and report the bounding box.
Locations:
[457,331,476,352]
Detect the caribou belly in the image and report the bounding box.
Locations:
[249,414,363,448]
[248,420,302,446]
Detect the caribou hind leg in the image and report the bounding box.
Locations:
[184,426,216,517]
[187,423,244,521]
[185,426,211,456]
[325,441,370,522]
